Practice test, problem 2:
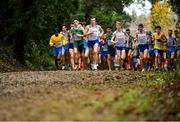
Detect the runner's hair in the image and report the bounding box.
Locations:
[90,15,96,19]
[155,25,161,29]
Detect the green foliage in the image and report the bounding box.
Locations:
[174,58,180,80]
[148,0,179,30]
[169,0,180,17]
[0,0,133,69]
[0,47,15,63]
[95,10,131,29]
[150,1,176,34]
[24,40,55,70]
[169,0,180,31]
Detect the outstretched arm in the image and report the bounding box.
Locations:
[99,26,104,38]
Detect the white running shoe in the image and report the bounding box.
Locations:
[115,67,119,71]
[94,64,98,70]
[62,66,65,70]
[91,64,95,70]
[142,69,145,72]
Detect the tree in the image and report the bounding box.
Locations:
[169,0,180,31]
[150,1,176,34]
[0,0,133,69]
[81,0,133,20]
[169,0,180,17]
[0,0,79,63]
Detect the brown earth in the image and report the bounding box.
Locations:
[0,71,179,121]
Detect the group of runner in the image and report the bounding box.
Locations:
[49,16,179,71]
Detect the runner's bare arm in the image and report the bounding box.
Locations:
[135,32,138,46]
[162,33,167,42]
[84,25,92,36]
[146,31,150,43]
[111,34,116,44]
[82,26,86,37]
[126,34,129,47]
[174,38,177,47]
[69,31,72,39]
[162,33,167,47]
[83,26,88,37]
[99,26,104,37]
[99,26,104,38]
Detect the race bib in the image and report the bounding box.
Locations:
[167,37,174,47]
[138,33,147,44]
[88,27,100,40]
[116,32,125,46]
[102,45,108,51]
[156,39,162,46]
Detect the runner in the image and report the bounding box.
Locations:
[69,23,76,70]
[147,31,154,71]
[132,45,140,71]
[167,29,177,70]
[136,23,149,72]
[161,34,168,70]
[104,27,115,71]
[174,30,180,58]
[125,28,134,70]
[71,19,85,70]
[82,21,89,70]
[152,26,167,71]
[111,21,126,70]
[86,16,104,70]
[99,33,108,70]
[60,24,70,70]
[49,29,65,69]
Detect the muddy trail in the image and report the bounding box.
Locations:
[0,71,179,121]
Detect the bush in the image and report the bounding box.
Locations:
[24,40,55,70]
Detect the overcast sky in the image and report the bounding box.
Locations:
[124,0,152,16]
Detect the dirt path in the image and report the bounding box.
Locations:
[0,71,179,121]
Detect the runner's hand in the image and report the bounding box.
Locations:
[76,33,83,37]
[87,32,93,35]
[53,40,59,45]
[111,40,116,44]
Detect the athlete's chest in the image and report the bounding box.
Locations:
[138,33,146,39]
[155,33,163,40]
[53,36,61,41]
[105,34,112,40]
[89,27,99,32]
[73,28,82,34]
[116,32,125,39]
[62,32,69,37]
[167,37,174,42]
